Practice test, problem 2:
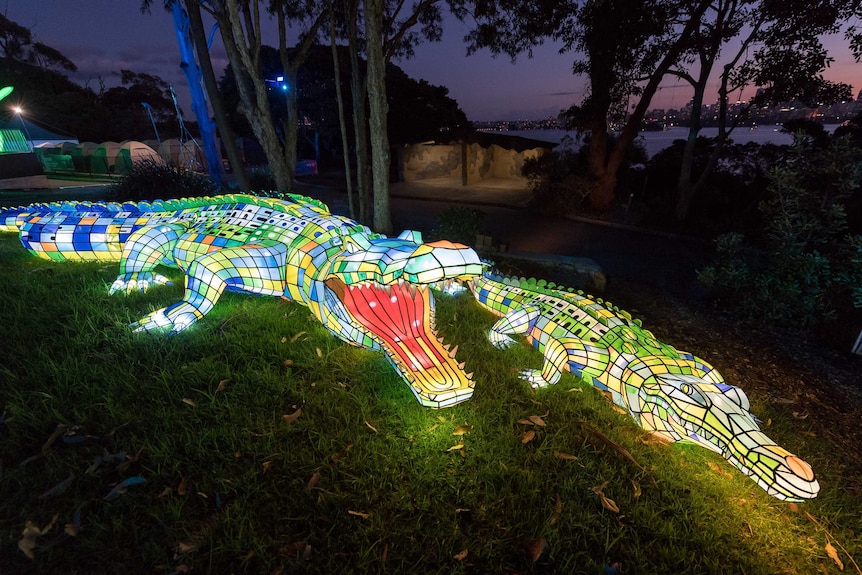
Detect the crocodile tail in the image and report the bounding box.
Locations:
[0,205,31,232]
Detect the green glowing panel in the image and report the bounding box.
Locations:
[0,129,29,154]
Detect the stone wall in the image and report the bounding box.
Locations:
[400,140,546,185]
[400,143,461,181]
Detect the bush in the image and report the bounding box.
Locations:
[523,135,647,217]
[427,206,485,247]
[246,167,277,192]
[698,136,862,327]
[109,160,219,202]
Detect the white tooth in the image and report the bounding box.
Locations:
[458,361,465,369]
[449,345,459,358]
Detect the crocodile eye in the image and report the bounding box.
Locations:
[681,384,691,395]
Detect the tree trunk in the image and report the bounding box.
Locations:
[675,73,707,222]
[219,0,292,191]
[186,0,249,191]
[584,1,712,212]
[330,5,355,218]
[365,0,392,234]
[586,125,616,210]
[347,1,371,224]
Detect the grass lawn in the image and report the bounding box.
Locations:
[0,230,859,574]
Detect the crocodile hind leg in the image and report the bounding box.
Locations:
[131,243,288,334]
[109,224,187,294]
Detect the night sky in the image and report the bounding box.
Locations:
[7,1,860,121]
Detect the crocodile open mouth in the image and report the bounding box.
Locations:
[325,277,474,408]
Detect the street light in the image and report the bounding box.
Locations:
[12,106,33,152]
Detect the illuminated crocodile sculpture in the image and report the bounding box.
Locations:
[0,194,483,408]
[469,270,820,501]
[1,195,819,500]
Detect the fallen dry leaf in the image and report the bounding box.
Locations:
[158,486,172,498]
[631,479,642,501]
[554,451,577,460]
[428,423,440,432]
[382,543,388,565]
[527,538,549,563]
[707,461,734,480]
[306,471,321,491]
[178,476,188,496]
[41,424,67,454]
[787,502,799,513]
[825,542,844,570]
[549,494,563,525]
[447,443,465,452]
[452,424,473,436]
[521,430,536,444]
[348,510,369,519]
[262,461,273,474]
[282,408,302,424]
[517,419,534,425]
[18,515,58,559]
[567,387,583,393]
[584,425,645,473]
[528,415,546,427]
[453,549,468,561]
[316,348,323,357]
[178,541,198,554]
[331,444,353,464]
[283,359,294,367]
[290,331,307,343]
[591,483,620,513]
[182,398,196,408]
[216,379,228,392]
[365,421,378,433]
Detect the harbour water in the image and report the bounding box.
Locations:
[497,125,841,158]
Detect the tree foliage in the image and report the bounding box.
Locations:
[698,135,862,327]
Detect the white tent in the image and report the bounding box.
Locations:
[91,141,122,174]
[115,141,162,174]
[71,142,98,172]
[159,138,204,170]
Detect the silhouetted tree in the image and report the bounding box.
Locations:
[672,0,858,221]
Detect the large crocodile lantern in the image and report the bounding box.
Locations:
[0,194,819,501]
[468,270,820,501]
[0,194,482,408]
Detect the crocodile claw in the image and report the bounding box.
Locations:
[130,303,202,334]
[110,272,173,295]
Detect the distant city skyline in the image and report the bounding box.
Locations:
[6,1,860,122]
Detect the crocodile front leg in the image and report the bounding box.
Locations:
[131,243,287,334]
[487,305,540,349]
[109,224,187,294]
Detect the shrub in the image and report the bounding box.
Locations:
[698,136,862,327]
[246,167,277,192]
[427,206,485,247]
[523,135,646,217]
[109,160,219,202]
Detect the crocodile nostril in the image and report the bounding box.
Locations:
[785,455,815,481]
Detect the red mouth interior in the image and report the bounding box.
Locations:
[332,279,446,371]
